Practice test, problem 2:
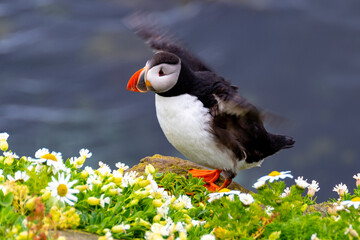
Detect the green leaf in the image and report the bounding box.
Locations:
[0,192,13,207]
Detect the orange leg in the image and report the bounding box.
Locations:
[188,169,223,192]
[219,178,232,190]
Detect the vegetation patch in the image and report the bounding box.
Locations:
[0,132,359,240]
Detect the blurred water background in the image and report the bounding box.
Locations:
[1,0,360,201]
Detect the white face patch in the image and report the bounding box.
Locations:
[146,62,181,93]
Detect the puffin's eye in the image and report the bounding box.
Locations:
[158,69,165,76]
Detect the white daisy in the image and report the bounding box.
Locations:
[87,174,102,190]
[344,224,359,238]
[280,187,291,198]
[253,180,266,189]
[239,193,254,206]
[98,161,111,176]
[157,200,170,218]
[3,151,19,159]
[84,166,95,176]
[353,173,360,188]
[115,162,129,172]
[257,171,293,183]
[0,184,8,195]
[341,197,360,209]
[80,148,92,158]
[200,234,216,240]
[103,229,114,240]
[145,222,171,239]
[174,195,193,209]
[191,219,206,226]
[47,172,79,206]
[208,190,241,203]
[333,183,348,197]
[0,132,9,141]
[295,176,309,189]
[121,171,138,188]
[175,222,187,233]
[100,194,111,208]
[72,149,92,168]
[307,180,320,197]
[7,171,30,182]
[35,148,63,168]
[311,233,319,240]
[265,206,275,216]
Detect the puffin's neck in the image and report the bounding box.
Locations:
[156,62,196,98]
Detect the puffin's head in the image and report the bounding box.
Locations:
[127,51,181,93]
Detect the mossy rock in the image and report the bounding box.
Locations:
[57,230,99,240]
[128,154,252,194]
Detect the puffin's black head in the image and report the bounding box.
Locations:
[127,51,181,93]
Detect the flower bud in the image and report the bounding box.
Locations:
[4,157,14,166]
[134,190,150,199]
[87,197,100,206]
[184,215,192,224]
[0,140,8,152]
[128,199,139,207]
[75,185,89,192]
[138,179,151,188]
[152,199,163,208]
[25,197,37,210]
[179,232,187,240]
[41,190,51,201]
[137,218,151,228]
[349,229,359,238]
[153,192,162,199]
[80,171,89,179]
[76,156,86,166]
[153,214,162,222]
[145,164,156,175]
[111,225,125,233]
[112,177,122,185]
[151,233,164,240]
[300,204,308,213]
[173,202,185,211]
[109,189,118,196]
[17,231,34,240]
[307,188,316,198]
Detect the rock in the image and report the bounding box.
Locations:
[128,154,252,193]
[57,230,99,240]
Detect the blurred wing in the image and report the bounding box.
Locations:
[123,13,212,72]
[213,87,262,120]
[214,88,292,129]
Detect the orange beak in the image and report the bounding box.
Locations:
[127,67,148,93]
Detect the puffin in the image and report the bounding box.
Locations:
[126,21,295,192]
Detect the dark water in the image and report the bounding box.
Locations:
[1,0,360,201]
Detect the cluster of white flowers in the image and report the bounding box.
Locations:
[207,190,254,206]
[252,170,321,198]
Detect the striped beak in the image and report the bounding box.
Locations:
[127,67,148,93]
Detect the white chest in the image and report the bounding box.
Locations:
[155,94,236,170]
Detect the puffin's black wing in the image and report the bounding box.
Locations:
[123,13,212,72]
[204,74,294,164]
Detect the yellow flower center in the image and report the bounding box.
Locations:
[42,153,57,161]
[57,184,68,197]
[351,197,360,202]
[268,171,281,177]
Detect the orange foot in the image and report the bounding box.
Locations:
[188,169,232,192]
